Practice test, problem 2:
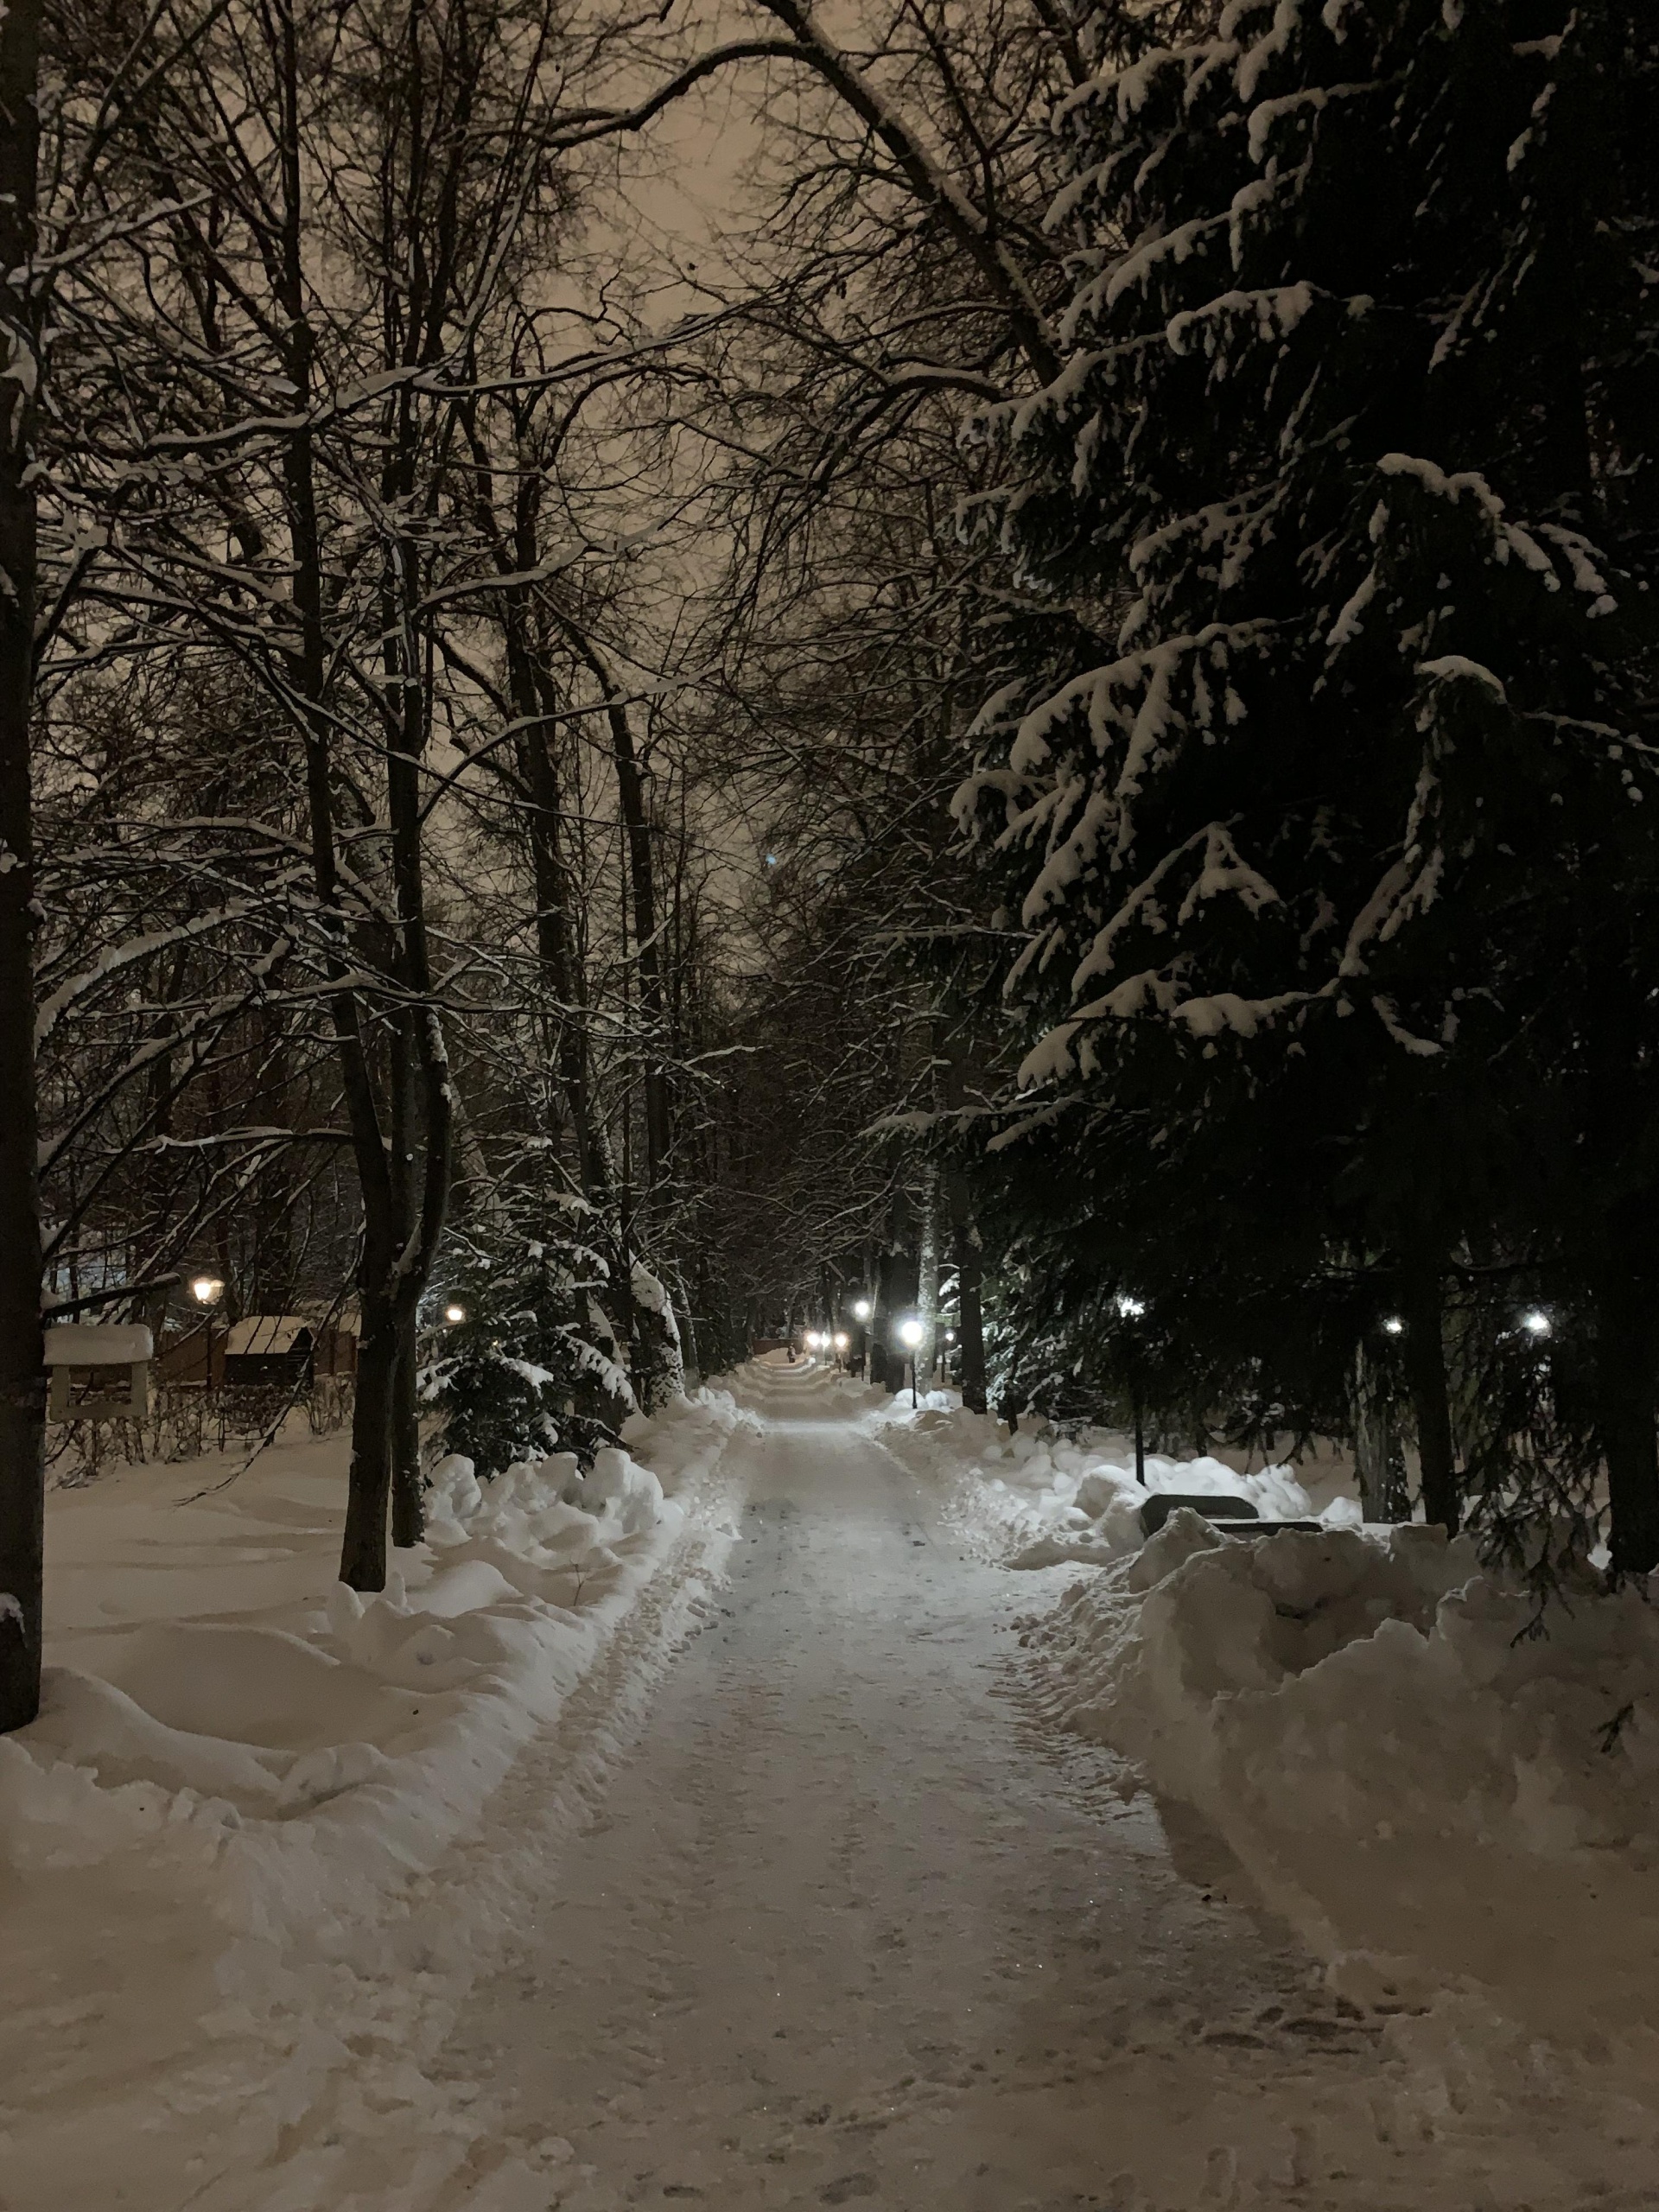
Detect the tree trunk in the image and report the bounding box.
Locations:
[1595,1266,1659,1576]
[868,1247,893,1390]
[517,658,601,1196]
[916,1165,941,1390]
[560,620,671,1198]
[340,1300,397,1590]
[1351,1343,1408,1523]
[0,0,47,1734]
[272,45,404,1589]
[629,1259,684,1414]
[949,1173,986,1415]
[1402,1267,1459,1533]
[391,1309,424,1550]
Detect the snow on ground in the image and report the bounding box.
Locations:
[6,1357,1656,2206]
[855,1377,1659,2074]
[1024,1511,1659,2046]
[339,1363,1655,2209]
[855,1380,1352,1564]
[0,1387,754,2205]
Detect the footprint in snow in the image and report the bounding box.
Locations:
[820,2178,878,2205]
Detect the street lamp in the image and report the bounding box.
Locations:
[899,1316,925,1408]
[443,1301,467,1325]
[833,1331,849,1368]
[1116,1293,1147,1484]
[190,1274,224,1307]
[853,1300,871,1321]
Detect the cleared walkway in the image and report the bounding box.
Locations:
[406,1367,1637,2210]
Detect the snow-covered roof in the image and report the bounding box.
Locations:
[43,1323,153,1365]
[225,1315,316,1356]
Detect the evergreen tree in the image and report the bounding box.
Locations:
[957,0,1659,1565]
[422,1219,629,1480]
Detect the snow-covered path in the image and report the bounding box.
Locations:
[391,1365,1648,2212]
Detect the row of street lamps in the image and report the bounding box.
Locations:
[801,1306,931,1406]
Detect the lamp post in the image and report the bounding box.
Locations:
[1116,1294,1147,1485]
[851,1298,872,1378]
[899,1316,924,1408]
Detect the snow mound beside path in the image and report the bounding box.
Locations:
[1030,1510,1659,2043]
[3,1388,749,1948]
[864,1392,1343,1560]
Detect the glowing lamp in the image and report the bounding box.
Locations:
[853,1300,871,1320]
[899,1318,925,1350]
[1522,1310,1551,1338]
[190,1275,224,1306]
[1382,1316,1404,1335]
[443,1302,467,1325]
[834,1332,849,1351]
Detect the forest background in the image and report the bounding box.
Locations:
[1,0,1653,1731]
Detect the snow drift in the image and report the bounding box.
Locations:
[863,1392,1344,1562]
[3,1393,746,1942]
[0,1381,752,2204]
[1030,1511,1659,2042]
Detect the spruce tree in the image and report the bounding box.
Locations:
[957,0,1659,1563]
[423,1225,627,1480]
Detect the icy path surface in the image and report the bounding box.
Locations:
[397,1366,1644,2212]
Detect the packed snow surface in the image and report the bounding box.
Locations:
[0,1388,750,2203]
[3,1358,1654,2207]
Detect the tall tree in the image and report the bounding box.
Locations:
[0,0,47,1730]
[955,0,1659,1564]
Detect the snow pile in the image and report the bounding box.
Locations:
[1030,1513,1659,2040]
[865,1393,1340,1562]
[2,1387,748,2009]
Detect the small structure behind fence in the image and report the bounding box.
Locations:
[48,1308,359,1481]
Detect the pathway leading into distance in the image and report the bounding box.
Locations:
[398,1364,1646,2212]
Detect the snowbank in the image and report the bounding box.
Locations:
[862,1390,1345,1561]
[0,1388,752,2166]
[1028,1511,1659,2042]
